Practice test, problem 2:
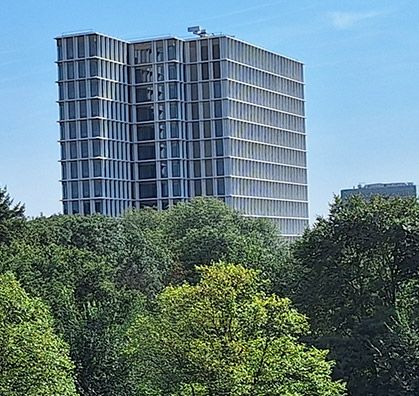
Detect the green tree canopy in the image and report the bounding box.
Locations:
[292,196,419,395]
[0,271,78,395]
[126,263,346,396]
[0,187,24,244]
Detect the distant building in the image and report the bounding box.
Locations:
[341,182,417,200]
[56,28,309,238]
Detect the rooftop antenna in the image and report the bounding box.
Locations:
[187,26,209,37]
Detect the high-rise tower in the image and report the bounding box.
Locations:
[56,29,308,238]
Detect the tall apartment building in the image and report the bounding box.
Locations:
[56,29,308,238]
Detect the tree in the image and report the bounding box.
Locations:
[292,195,419,395]
[126,263,346,396]
[0,272,78,395]
[0,186,25,244]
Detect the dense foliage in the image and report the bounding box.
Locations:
[126,263,346,396]
[0,272,78,395]
[292,196,419,395]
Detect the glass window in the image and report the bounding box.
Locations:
[134,42,152,64]
[212,38,220,59]
[214,100,222,117]
[81,160,89,177]
[135,66,153,83]
[193,141,200,158]
[193,161,201,177]
[215,140,224,156]
[136,105,154,121]
[79,81,86,98]
[215,120,223,137]
[161,181,168,197]
[68,102,76,119]
[203,102,210,119]
[169,103,178,119]
[189,41,197,62]
[70,142,77,159]
[157,65,164,81]
[139,182,157,198]
[203,121,211,138]
[92,140,102,157]
[90,79,99,96]
[169,83,178,99]
[173,180,181,196]
[89,35,97,56]
[171,142,180,158]
[62,182,68,199]
[190,83,198,100]
[66,82,75,99]
[93,159,102,176]
[89,60,98,77]
[213,61,221,79]
[168,63,177,80]
[156,41,164,62]
[160,142,167,159]
[205,179,213,195]
[94,200,103,213]
[94,180,102,197]
[216,159,224,176]
[192,122,199,139]
[70,161,78,178]
[170,122,179,138]
[69,122,76,139]
[157,84,165,101]
[57,39,63,61]
[213,81,221,98]
[204,141,212,157]
[71,181,78,198]
[66,37,74,59]
[138,143,155,160]
[168,40,176,60]
[82,181,90,198]
[201,40,208,61]
[161,162,168,178]
[139,163,156,179]
[136,86,153,102]
[80,121,88,138]
[202,82,210,99]
[217,178,225,195]
[77,36,85,58]
[158,104,165,120]
[78,61,86,78]
[91,99,100,117]
[83,201,90,215]
[205,159,212,176]
[194,180,202,196]
[72,201,79,214]
[159,123,166,139]
[137,124,154,141]
[58,83,64,100]
[190,64,197,81]
[92,120,100,137]
[81,141,88,158]
[79,100,87,118]
[191,103,199,120]
[172,160,180,177]
[201,63,209,80]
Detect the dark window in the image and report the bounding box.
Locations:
[202,82,210,99]
[93,159,102,176]
[89,35,97,56]
[192,122,199,139]
[212,38,220,59]
[172,160,181,177]
[92,120,100,137]
[215,140,224,156]
[190,83,198,100]
[201,63,209,80]
[161,181,168,197]
[203,102,210,119]
[91,99,100,117]
[94,180,102,197]
[171,142,180,158]
[189,41,197,62]
[136,86,153,102]
[169,83,178,99]
[201,40,208,60]
[80,121,88,138]
[217,178,225,195]
[215,120,223,136]
[92,140,102,157]
[213,81,221,98]
[78,61,86,78]
[190,65,197,81]
[79,101,87,118]
[203,121,211,138]
[204,141,212,157]
[214,100,222,117]
[168,40,176,60]
[135,66,153,83]
[82,181,90,198]
[169,103,178,119]
[213,61,221,78]
[66,37,74,59]
[138,143,155,160]
[173,180,181,196]
[193,161,201,177]
[136,105,154,121]
[139,163,156,179]
[89,60,98,77]
[70,142,77,159]
[79,81,86,98]
[137,125,154,141]
[90,79,99,96]
[216,159,224,176]
[193,141,200,158]
[70,161,78,178]
[69,122,76,139]
[205,159,212,176]
[194,180,202,196]
[81,141,88,158]
[81,160,89,177]
[77,36,85,58]
[72,201,79,214]
[206,179,213,195]
[170,122,179,138]
[139,182,157,198]
[191,103,199,120]
[71,181,78,199]
[168,63,177,80]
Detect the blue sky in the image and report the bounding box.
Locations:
[1,0,418,221]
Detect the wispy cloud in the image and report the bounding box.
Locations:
[329,11,383,29]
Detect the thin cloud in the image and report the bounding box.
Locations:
[329,11,383,29]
